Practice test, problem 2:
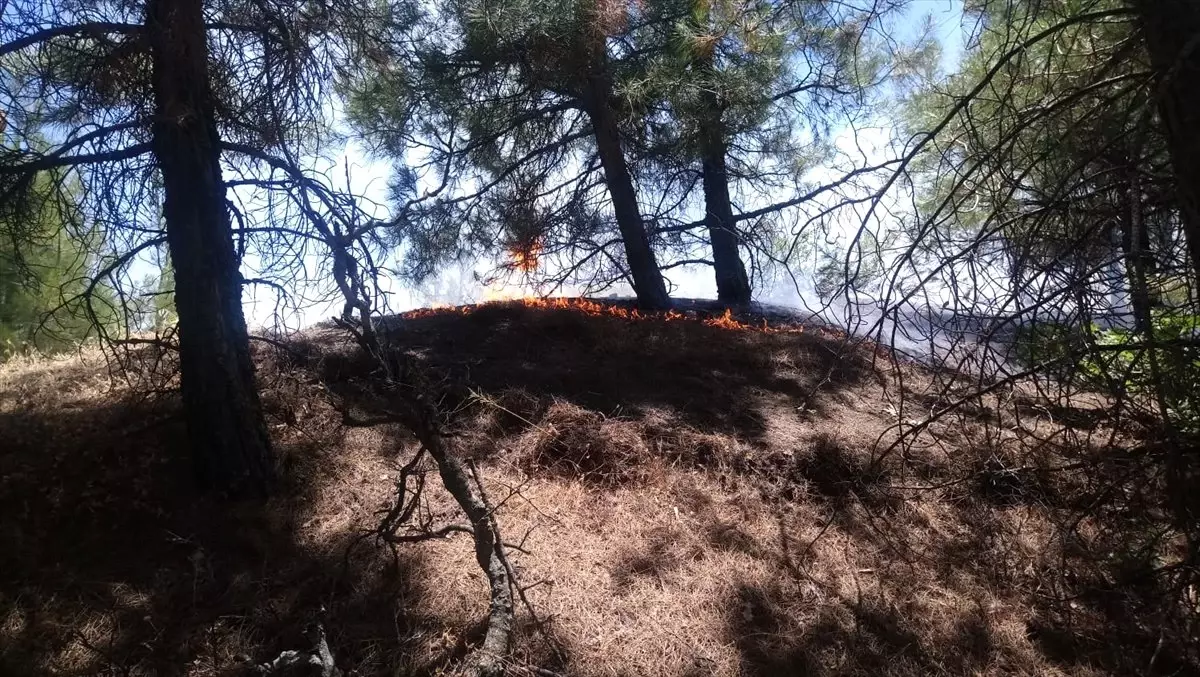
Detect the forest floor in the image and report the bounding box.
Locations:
[1,300,1194,676]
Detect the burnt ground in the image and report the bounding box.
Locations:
[1,300,1195,676]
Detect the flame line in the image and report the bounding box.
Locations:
[398,297,825,336]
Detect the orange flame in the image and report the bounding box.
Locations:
[702,308,743,330]
[509,241,542,273]
[396,297,821,335]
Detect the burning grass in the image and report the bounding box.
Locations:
[1,299,1196,676]
[395,296,827,335]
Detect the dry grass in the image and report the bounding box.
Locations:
[1,301,1196,676]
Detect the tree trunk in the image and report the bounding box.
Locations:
[1119,176,1156,334]
[583,64,671,311]
[698,89,752,305]
[146,0,275,496]
[1135,0,1200,282]
[1132,0,1200,564]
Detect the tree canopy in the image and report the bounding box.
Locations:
[0,167,116,358]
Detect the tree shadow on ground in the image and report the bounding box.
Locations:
[728,582,967,676]
[0,345,561,676]
[726,552,1197,677]
[786,433,897,511]
[7,313,1193,677]
[701,418,1200,677]
[377,303,873,446]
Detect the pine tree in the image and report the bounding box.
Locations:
[349,0,675,307]
[0,170,114,358]
[629,0,899,303]
[0,0,383,494]
[1132,0,1200,283]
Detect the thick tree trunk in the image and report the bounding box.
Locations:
[1133,0,1200,562]
[146,0,275,496]
[1135,0,1200,282]
[583,66,671,311]
[699,95,752,305]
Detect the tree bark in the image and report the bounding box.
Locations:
[698,88,752,305]
[583,61,671,311]
[1134,0,1200,282]
[422,431,512,677]
[146,0,275,496]
[1118,172,1157,334]
[1132,0,1200,563]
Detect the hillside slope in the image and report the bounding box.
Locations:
[0,300,1189,676]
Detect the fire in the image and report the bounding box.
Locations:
[509,240,542,273]
[511,296,647,320]
[395,304,456,319]
[396,296,815,334]
[702,308,744,330]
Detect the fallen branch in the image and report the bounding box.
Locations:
[406,397,514,677]
[470,462,568,668]
[317,216,515,676]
